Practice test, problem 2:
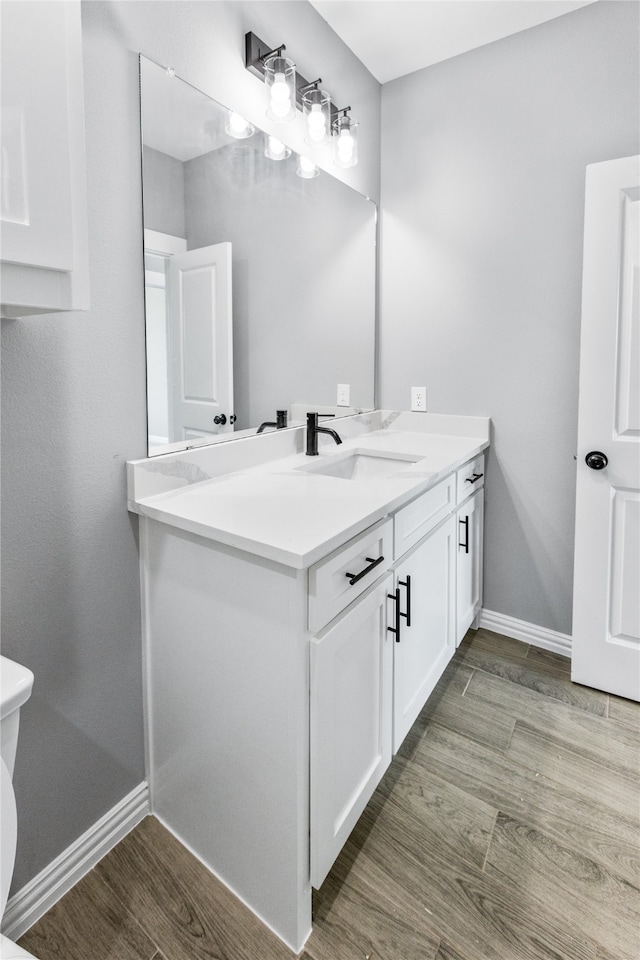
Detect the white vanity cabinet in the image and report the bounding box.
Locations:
[455,455,485,645]
[133,426,489,954]
[0,0,89,318]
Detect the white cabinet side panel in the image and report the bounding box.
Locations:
[142,520,311,952]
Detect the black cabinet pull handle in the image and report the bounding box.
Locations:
[345,555,384,586]
[464,472,484,485]
[399,574,411,627]
[213,414,227,425]
[459,516,469,554]
[387,587,401,642]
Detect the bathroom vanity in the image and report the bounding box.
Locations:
[128,411,488,952]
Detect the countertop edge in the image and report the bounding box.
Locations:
[131,438,489,570]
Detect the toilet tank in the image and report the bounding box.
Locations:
[0,657,34,779]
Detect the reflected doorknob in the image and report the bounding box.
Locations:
[585,451,608,470]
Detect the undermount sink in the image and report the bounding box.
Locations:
[297,449,421,480]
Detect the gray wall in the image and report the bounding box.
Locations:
[184,144,376,428]
[379,0,639,635]
[1,0,380,892]
[142,145,186,238]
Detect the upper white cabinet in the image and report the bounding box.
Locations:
[1,0,89,318]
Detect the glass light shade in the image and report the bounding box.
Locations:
[264,55,296,123]
[333,115,358,169]
[224,110,255,139]
[302,88,331,145]
[296,155,319,179]
[264,134,291,161]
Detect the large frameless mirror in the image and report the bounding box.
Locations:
[139,55,377,455]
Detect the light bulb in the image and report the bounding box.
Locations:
[229,113,249,135]
[296,155,318,178]
[265,55,296,123]
[265,135,290,161]
[270,99,292,120]
[269,136,285,157]
[307,104,326,143]
[337,129,354,164]
[225,110,254,140]
[270,74,291,119]
[271,73,290,102]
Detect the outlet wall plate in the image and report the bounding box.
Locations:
[337,384,350,406]
[411,387,426,412]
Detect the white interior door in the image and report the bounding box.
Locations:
[168,242,234,441]
[571,155,640,701]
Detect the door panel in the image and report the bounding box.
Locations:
[393,515,456,753]
[572,155,640,700]
[456,490,484,645]
[310,576,393,888]
[615,192,639,438]
[169,242,233,440]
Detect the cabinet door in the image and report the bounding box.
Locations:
[456,490,484,645]
[393,515,456,753]
[0,1,89,316]
[310,575,393,888]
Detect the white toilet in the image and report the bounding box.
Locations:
[1,656,39,959]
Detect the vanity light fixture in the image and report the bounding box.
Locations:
[224,110,255,139]
[333,108,358,169]
[245,31,358,167]
[264,133,291,161]
[296,155,319,179]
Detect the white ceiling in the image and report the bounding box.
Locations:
[309,0,597,84]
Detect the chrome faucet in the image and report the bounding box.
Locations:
[306,412,342,456]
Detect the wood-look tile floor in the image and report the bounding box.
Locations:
[18,629,640,960]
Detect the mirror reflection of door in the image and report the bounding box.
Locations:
[144,230,234,452]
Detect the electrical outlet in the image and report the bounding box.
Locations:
[337,384,350,407]
[411,387,427,412]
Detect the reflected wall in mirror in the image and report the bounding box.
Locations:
[140,55,377,456]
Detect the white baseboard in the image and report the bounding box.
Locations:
[2,782,149,941]
[478,608,572,657]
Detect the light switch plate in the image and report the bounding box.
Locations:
[337,384,350,406]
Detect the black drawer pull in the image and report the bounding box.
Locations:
[345,555,384,586]
[459,516,469,553]
[387,587,402,642]
[464,472,484,485]
[399,575,411,627]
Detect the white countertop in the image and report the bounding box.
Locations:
[129,413,489,569]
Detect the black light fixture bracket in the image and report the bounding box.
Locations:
[245,31,340,123]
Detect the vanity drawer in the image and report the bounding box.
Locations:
[308,519,393,633]
[394,476,455,559]
[456,454,485,504]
